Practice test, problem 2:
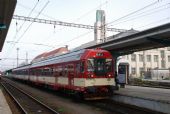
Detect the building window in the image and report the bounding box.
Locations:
[139,67,144,77]
[147,55,151,62]
[131,54,136,62]
[154,55,158,62]
[168,56,170,62]
[160,50,165,58]
[139,54,144,62]
[147,67,151,71]
[160,50,165,68]
[161,60,166,68]
[131,67,136,75]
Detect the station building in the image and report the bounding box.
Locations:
[121,47,170,78]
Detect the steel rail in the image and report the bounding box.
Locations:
[1,81,60,114]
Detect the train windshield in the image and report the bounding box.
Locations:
[87,59,95,72]
[87,58,112,75]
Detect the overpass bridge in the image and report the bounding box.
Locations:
[87,22,170,57]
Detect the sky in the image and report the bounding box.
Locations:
[0,0,170,71]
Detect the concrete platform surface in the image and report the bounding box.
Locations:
[112,85,170,114]
[0,89,12,114]
[115,85,170,103]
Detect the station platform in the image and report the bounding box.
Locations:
[112,85,170,114]
[0,89,12,114]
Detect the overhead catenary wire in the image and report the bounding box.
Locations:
[53,0,168,49]
[3,0,40,68]
[106,0,160,27]
[6,41,55,48]
[5,1,50,62]
[15,1,50,43]
[134,17,170,30]
[16,0,40,35]
[0,58,32,60]
[44,30,94,52]
[51,0,109,33]
[4,2,110,65]
[109,3,170,27]
[11,0,111,49]
[3,0,170,71]
[32,0,170,51]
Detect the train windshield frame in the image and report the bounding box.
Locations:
[87,58,112,76]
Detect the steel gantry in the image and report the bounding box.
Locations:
[13,15,127,32]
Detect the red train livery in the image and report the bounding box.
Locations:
[11,48,116,100]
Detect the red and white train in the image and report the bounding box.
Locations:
[11,48,116,100]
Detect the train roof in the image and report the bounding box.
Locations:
[12,64,31,71]
[30,49,86,68]
[12,48,112,70]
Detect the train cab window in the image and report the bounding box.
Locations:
[87,59,94,72]
[94,58,106,76]
[105,59,112,72]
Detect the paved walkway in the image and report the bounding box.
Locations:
[113,85,170,113]
[0,89,12,114]
[115,85,170,103]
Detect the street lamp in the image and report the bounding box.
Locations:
[16,48,19,67]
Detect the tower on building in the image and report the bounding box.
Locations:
[94,10,106,43]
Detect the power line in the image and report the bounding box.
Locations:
[59,30,93,46]
[15,1,50,43]
[43,30,94,52]
[51,0,109,33]
[135,17,170,30]
[16,0,40,34]
[109,2,170,26]
[6,41,55,48]
[0,58,32,60]
[109,4,170,27]
[4,0,41,59]
[75,1,108,22]
[106,0,159,27]
[5,1,50,59]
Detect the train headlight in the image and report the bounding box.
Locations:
[88,74,94,78]
[107,74,112,77]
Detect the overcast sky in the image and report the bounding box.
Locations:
[0,0,170,71]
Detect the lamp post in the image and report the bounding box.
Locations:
[26,52,28,64]
[16,48,19,67]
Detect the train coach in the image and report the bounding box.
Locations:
[11,48,116,100]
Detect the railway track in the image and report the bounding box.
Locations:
[2,78,164,114]
[0,81,60,114]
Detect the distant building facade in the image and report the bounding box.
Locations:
[121,47,170,78]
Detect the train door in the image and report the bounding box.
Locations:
[117,63,129,87]
[68,64,75,86]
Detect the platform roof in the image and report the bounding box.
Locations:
[0,0,17,52]
[87,23,170,56]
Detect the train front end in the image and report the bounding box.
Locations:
[77,49,115,100]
